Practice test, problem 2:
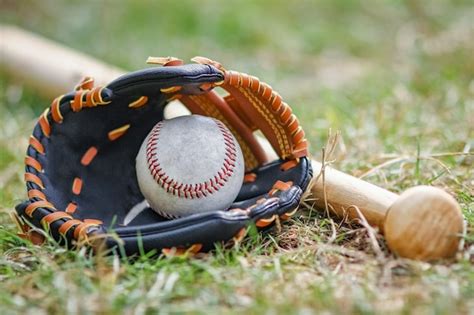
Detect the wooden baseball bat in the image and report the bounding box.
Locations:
[1,24,464,260]
[0,25,124,97]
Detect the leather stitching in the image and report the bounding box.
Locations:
[23,85,111,240]
[237,85,291,157]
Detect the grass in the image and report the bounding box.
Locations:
[0,0,473,314]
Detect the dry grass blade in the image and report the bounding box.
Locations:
[347,205,386,261]
[313,129,341,218]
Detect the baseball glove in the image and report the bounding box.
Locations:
[14,56,313,256]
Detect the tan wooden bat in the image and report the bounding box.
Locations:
[1,24,464,260]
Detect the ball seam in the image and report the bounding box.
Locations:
[146,119,237,199]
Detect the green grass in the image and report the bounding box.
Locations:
[1,0,473,314]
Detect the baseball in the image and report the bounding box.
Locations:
[136,115,245,218]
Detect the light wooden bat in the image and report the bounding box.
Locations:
[1,25,464,260]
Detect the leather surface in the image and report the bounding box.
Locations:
[16,63,312,256]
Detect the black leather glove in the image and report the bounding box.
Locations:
[14,56,313,256]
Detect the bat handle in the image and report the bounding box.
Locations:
[310,160,464,260]
[310,160,397,228]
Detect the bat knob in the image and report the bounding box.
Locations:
[384,186,464,260]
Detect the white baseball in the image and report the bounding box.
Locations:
[136,115,245,218]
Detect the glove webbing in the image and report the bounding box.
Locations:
[147,56,308,172]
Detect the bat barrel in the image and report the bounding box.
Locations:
[384,186,463,260]
[0,24,124,98]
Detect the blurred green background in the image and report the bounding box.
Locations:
[0,1,473,314]
[2,0,473,162]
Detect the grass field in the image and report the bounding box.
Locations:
[0,0,473,314]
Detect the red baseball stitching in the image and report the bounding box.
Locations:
[146,119,237,199]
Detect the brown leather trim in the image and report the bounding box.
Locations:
[286,117,298,134]
[255,97,308,158]
[291,126,305,143]
[75,76,94,91]
[73,222,99,240]
[25,200,55,216]
[279,106,292,124]
[58,219,82,235]
[84,219,103,225]
[72,178,83,195]
[29,136,45,154]
[269,180,294,196]
[25,173,44,189]
[24,231,45,245]
[233,228,247,242]
[147,56,184,66]
[71,90,87,112]
[25,156,42,172]
[256,215,277,228]
[281,159,299,171]
[28,189,46,200]
[65,202,77,214]
[224,94,257,130]
[85,90,94,107]
[161,86,182,93]
[92,87,111,105]
[128,96,148,108]
[41,211,73,226]
[91,87,102,105]
[244,173,257,183]
[38,109,51,137]
[220,70,309,160]
[108,124,130,141]
[280,208,298,220]
[270,93,283,111]
[191,56,223,69]
[293,141,309,158]
[221,78,291,159]
[81,147,98,166]
[51,96,64,123]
